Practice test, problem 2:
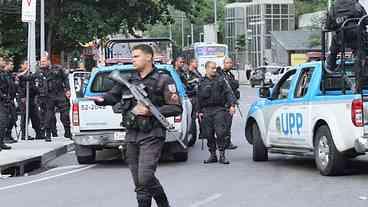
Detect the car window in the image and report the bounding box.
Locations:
[72,72,90,98]
[271,69,297,100]
[90,69,175,94]
[294,67,314,98]
[91,70,133,93]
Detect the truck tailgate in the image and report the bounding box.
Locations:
[75,99,122,131]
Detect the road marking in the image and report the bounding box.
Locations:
[38,165,88,175]
[0,164,96,191]
[189,193,223,207]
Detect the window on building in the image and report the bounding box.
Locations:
[281,4,289,15]
[273,4,280,14]
[266,19,272,33]
[266,4,272,14]
[282,19,289,30]
[273,19,280,31]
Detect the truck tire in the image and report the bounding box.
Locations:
[75,145,96,164]
[252,123,268,161]
[173,152,188,162]
[314,125,346,176]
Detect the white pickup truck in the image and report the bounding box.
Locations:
[68,64,191,164]
[245,61,368,176]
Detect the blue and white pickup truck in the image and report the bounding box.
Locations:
[245,61,368,176]
[68,64,192,164]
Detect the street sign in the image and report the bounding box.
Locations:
[22,0,36,22]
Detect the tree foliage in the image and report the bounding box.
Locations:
[0,0,204,59]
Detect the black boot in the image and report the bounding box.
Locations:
[4,130,17,143]
[35,130,45,140]
[137,198,152,207]
[52,130,58,137]
[219,151,230,164]
[45,130,52,142]
[0,138,11,150]
[153,191,170,207]
[204,151,218,164]
[64,128,72,139]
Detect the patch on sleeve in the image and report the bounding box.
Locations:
[168,84,177,93]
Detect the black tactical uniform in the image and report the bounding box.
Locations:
[3,73,18,143]
[198,74,236,164]
[33,65,71,142]
[0,70,16,150]
[96,67,182,207]
[181,69,202,146]
[219,69,240,150]
[326,0,367,71]
[16,73,42,139]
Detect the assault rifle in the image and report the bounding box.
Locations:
[108,70,187,148]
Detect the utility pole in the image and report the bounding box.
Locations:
[191,24,194,45]
[181,13,185,49]
[40,0,45,58]
[214,0,218,43]
[328,0,333,47]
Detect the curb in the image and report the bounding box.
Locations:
[0,142,75,177]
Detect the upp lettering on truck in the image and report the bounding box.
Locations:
[276,112,303,136]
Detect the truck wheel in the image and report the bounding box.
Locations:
[173,152,188,162]
[75,145,96,164]
[314,125,346,176]
[252,123,268,161]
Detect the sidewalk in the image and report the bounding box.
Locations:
[0,138,74,177]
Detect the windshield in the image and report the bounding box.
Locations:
[256,67,283,75]
[108,40,172,64]
[195,46,227,57]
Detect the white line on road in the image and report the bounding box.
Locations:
[38,165,88,176]
[0,164,96,191]
[189,193,223,207]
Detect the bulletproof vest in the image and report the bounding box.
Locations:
[327,0,366,30]
[46,67,66,93]
[17,72,37,98]
[33,71,48,97]
[199,76,227,108]
[120,69,167,132]
[0,71,16,103]
[184,71,201,97]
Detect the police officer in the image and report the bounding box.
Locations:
[198,61,236,164]
[0,55,16,150]
[33,56,71,142]
[326,0,366,72]
[91,44,182,207]
[3,58,17,144]
[220,58,240,150]
[181,58,202,146]
[16,60,42,140]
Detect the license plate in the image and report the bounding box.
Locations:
[114,132,126,141]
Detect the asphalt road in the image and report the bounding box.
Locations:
[1,86,368,207]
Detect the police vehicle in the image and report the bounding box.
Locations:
[68,64,192,164]
[244,61,368,176]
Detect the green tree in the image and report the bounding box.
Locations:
[0,0,204,60]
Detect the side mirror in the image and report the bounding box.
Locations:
[259,87,271,98]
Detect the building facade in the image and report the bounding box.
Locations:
[225,0,295,68]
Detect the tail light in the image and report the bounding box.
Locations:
[352,99,363,127]
[72,103,80,126]
[174,116,182,123]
